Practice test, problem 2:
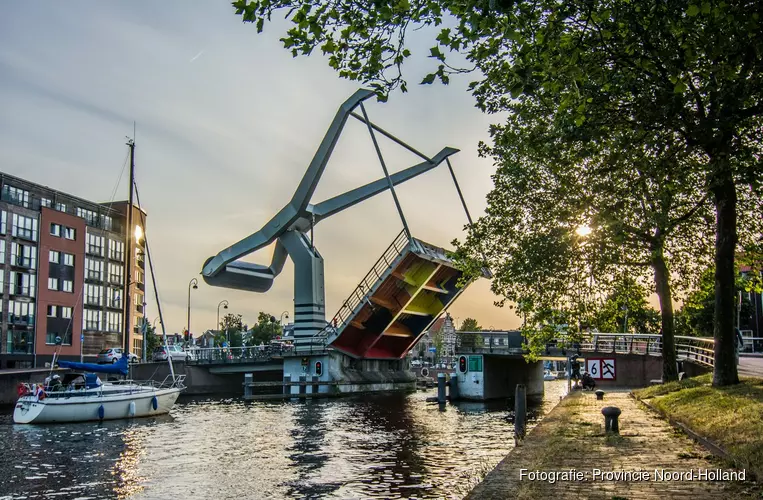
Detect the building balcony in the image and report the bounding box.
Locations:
[108,253,125,263]
[108,276,123,286]
[9,286,35,298]
[84,297,103,307]
[11,257,36,269]
[85,271,103,282]
[86,245,103,256]
[8,314,35,327]
[107,301,123,310]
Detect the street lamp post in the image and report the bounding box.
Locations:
[218,300,229,344]
[187,278,198,346]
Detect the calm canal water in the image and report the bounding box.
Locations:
[0,381,566,499]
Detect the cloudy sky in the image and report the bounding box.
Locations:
[0,1,523,334]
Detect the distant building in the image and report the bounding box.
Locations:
[740,264,762,341]
[0,172,146,368]
[414,313,457,365]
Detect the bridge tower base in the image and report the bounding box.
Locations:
[282,351,416,395]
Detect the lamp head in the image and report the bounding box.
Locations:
[193,283,198,290]
[224,304,228,310]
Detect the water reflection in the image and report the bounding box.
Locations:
[0,381,566,499]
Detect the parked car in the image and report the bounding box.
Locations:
[152,345,188,362]
[96,348,139,364]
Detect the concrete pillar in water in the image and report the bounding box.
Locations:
[514,384,527,440]
[244,373,253,398]
[299,374,307,395]
[448,372,459,401]
[283,373,291,395]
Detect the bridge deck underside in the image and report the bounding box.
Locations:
[329,247,465,359]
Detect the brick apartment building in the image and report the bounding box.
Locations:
[0,172,146,369]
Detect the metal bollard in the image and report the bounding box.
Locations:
[595,390,604,401]
[437,373,446,409]
[448,372,459,401]
[244,373,253,398]
[515,384,527,440]
[601,406,622,434]
[283,373,291,395]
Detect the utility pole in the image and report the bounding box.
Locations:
[123,138,135,355]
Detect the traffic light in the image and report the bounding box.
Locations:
[458,356,467,373]
[315,361,323,376]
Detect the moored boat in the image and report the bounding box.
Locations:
[13,355,185,424]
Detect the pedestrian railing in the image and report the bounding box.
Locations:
[453,332,716,367]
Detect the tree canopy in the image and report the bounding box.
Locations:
[233,0,763,385]
[246,312,282,346]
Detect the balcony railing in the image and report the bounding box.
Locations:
[86,245,103,256]
[10,286,35,297]
[84,321,100,331]
[12,228,35,241]
[86,271,103,281]
[108,300,123,309]
[12,257,35,268]
[8,314,35,326]
[84,296,102,306]
[6,335,34,354]
[109,275,123,285]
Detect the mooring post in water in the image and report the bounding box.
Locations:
[514,384,527,441]
[283,373,291,395]
[437,372,446,409]
[299,374,307,395]
[244,373,253,398]
[448,372,459,401]
[312,375,319,394]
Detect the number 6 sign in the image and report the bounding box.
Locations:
[586,358,616,380]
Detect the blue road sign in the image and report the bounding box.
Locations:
[80,334,84,342]
[428,347,437,353]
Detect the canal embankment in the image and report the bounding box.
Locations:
[466,388,761,499]
[633,373,763,482]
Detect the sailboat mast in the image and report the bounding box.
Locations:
[123,139,135,355]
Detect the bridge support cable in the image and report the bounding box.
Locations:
[359,102,411,240]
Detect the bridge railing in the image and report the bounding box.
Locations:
[185,346,295,365]
[312,229,410,344]
[453,331,716,367]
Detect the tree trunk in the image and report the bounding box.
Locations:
[652,249,678,382]
[711,167,739,386]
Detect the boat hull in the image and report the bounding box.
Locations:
[13,387,181,424]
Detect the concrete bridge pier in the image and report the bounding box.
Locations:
[454,354,544,401]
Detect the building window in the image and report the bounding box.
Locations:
[9,300,34,324]
[85,258,104,280]
[109,239,125,261]
[64,226,76,240]
[49,250,60,263]
[47,305,58,317]
[11,242,36,268]
[102,215,113,231]
[11,213,38,241]
[83,309,102,331]
[3,185,30,208]
[108,288,122,308]
[62,280,73,293]
[136,270,144,284]
[41,197,52,208]
[0,240,4,264]
[48,277,59,291]
[108,263,124,285]
[61,306,73,319]
[10,272,35,297]
[63,253,74,267]
[106,311,122,332]
[77,207,98,225]
[86,233,104,256]
[1,210,6,234]
[46,330,71,345]
[9,330,34,353]
[85,284,102,306]
[50,223,61,237]
[55,202,67,213]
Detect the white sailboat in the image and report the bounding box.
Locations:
[13,137,185,424]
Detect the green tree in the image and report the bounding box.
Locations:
[676,266,754,337]
[594,278,661,334]
[457,317,481,349]
[246,312,282,346]
[218,313,244,347]
[233,0,763,385]
[144,322,162,357]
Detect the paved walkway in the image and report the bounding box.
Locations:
[466,390,760,499]
[739,356,763,378]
